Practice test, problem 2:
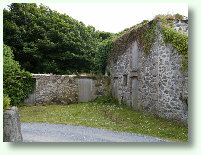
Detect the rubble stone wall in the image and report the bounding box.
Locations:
[24,74,109,105]
[107,20,188,125]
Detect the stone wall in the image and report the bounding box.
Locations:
[3,106,23,142]
[157,23,188,124]
[34,74,78,104]
[24,74,109,105]
[107,20,188,125]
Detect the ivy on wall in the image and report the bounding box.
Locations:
[108,14,188,71]
[157,16,188,71]
[108,20,156,62]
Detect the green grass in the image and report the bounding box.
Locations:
[19,98,188,142]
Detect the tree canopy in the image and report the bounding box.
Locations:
[4,3,113,74]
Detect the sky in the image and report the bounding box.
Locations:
[3,3,188,33]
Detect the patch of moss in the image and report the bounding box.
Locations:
[154,13,184,20]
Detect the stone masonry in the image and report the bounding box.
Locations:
[107,19,188,125]
[24,74,109,105]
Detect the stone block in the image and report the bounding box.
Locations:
[3,106,23,142]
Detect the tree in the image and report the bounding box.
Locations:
[3,3,100,74]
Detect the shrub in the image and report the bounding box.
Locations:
[3,94,11,110]
[3,44,35,106]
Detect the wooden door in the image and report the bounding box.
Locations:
[78,78,93,102]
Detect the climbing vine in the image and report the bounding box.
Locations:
[137,20,157,54]
[109,20,157,62]
[157,15,188,70]
[108,14,188,71]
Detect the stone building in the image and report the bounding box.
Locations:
[106,19,188,125]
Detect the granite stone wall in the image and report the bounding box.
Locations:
[107,20,188,125]
[24,74,109,105]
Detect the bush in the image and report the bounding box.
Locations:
[3,44,35,106]
[3,94,11,110]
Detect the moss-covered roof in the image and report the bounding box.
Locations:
[108,14,188,63]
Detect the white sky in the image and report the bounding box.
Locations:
[4,3,188,33]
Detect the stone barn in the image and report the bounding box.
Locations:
[106,18,188,125]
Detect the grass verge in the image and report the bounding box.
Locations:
[19,97,188,142]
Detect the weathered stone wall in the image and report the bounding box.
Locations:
[93,76,110,98]
[107,20,188,125]
[172,20,188,35]
[156,21,188,124]
[109,48,131,106]
[25,74,109,105]
[34,74,78,104]
[3,106,23,142]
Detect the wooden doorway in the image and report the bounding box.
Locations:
[78,78,93,102]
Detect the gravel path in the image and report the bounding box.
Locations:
[21,123,168,142]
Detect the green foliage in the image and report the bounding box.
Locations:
[95,36,114,74]
[174,13,184,20]
[158,19,188,70]
[3,3,100,74]
[154,13,184,20]
[3,44,35,106]
[137,20,157,54]
[108,14,188,71]
[96,31,114,41]
[3,94,11,110]
[109,20,157,61]
[4,4,188,75]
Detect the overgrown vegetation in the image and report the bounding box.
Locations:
[108,14,188,70]
[3,3,188,75]
[156,15,188,70]
[112,20,156,58]
[19,97,188,142]
[154,13,184,20]
[3,44,35,107]
[3,4,188,109]
[3,3,113,75]
[95,36,115,74]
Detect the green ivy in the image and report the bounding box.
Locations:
[108,14,188,71]
[109,20,156,62]
[158,19,188,70]
[138,20,157,54]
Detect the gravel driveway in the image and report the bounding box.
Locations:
[21,123,168,142]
